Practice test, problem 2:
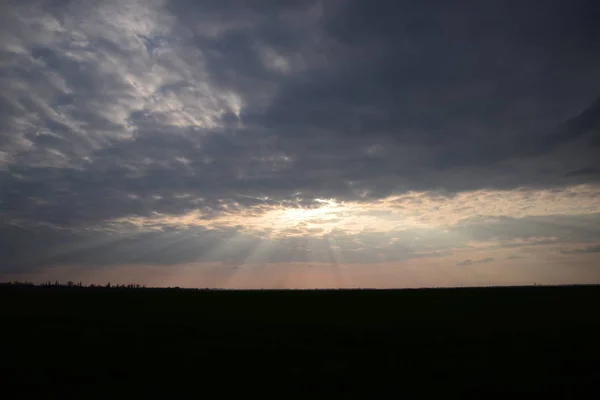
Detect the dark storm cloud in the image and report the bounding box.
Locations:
[565,167,600,177]
[249,0,600,168]
[1,0,600,272]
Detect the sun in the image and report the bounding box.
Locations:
[254,198,347,235]
[281,199,340,223]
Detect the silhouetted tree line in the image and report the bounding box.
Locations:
[0,281,384,291]
[0,280,147,289]
[0,281,238,291]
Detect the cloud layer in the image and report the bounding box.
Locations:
[1,0,600,286]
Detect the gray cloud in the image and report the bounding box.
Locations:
[457,257,495,266]
[560,244,600,255]
[0,222,405,273]
[565,167,600,177]
[455,214,600,245]
[6,210,598,273]
[1,0,600,275]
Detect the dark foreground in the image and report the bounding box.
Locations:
[2,284,600,396]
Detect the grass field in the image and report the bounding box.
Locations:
[2,284,599,396]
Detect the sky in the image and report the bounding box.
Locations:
[1,0,600,288]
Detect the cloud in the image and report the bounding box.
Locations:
[0,0,242,170]
[100,185,600,240]
[2,197,600,274]
[1,1,600,284]
[560,244,600,255]
[565,167,600,177]
[457,257,495,266]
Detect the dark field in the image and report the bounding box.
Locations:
[2,284,600,396]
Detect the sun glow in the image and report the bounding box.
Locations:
[280,199,340,223]
[108,184,600,239]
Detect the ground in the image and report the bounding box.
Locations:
[2,284,599,396]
